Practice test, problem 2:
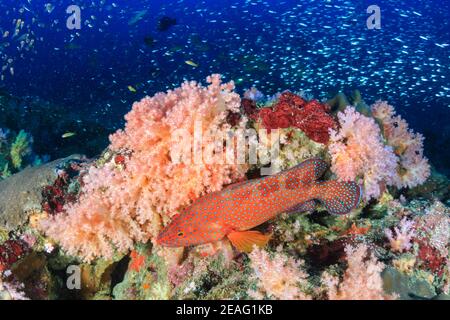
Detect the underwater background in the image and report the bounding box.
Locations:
[0,0,449,175]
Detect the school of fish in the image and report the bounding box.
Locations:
[0,0,448,172]
[1,0,449,110]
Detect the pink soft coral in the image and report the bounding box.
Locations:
[322,244,396,300]
[328,107,399,201]
[384,217,416,252]
[371,100,430,188]
[414,201,449,259]
[0,279,29,300]
[40,75,248,262]
[248,247,311,300]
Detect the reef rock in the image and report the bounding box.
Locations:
[382,267,436,300]
[0,155,83,231]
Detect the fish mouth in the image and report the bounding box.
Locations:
[155,232,176,247]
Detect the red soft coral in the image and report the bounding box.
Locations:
[416,240,446,276]
[241,98,258,120]
[294,100,336,144]
[0,240,30,273]
[253,92,336,144]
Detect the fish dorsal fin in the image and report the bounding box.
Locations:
[227,230,271,253]
[284,158,328,184]
[191,179,254,204]
[221,179,260,196]
[223,179,250,191]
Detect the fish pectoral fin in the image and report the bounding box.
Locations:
[285,200,316,214]
[227,230,271,253]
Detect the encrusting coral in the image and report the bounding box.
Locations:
[255,128,327,174]
[39,74,248,262]
[241,91,330,174]
[0,78,443,301]
[0,239,31,273]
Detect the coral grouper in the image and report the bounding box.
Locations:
[157,158,362,252]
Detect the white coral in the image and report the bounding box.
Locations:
[385,217,416,252]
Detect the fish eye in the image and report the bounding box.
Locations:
[177,231,184,237]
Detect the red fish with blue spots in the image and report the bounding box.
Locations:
[157,158,362,252]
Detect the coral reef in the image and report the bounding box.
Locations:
[0,78,446,301]
[39,75,248,262]
[405,168,449,202]
[41,160,83,215]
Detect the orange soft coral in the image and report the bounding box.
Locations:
[40,75,248,262]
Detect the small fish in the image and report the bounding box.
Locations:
[157,158,362,252]
[64,42,81,50]
[157,16,177,32]
[185,60,199,67]
[62,132,76,138]
[44,3,55,14]
[143,35,155,47]
[127,85,137,92]
[128,10,147,26]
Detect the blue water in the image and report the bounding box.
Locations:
[1,0,449,175]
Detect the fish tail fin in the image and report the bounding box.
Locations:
[312,180,362,215]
